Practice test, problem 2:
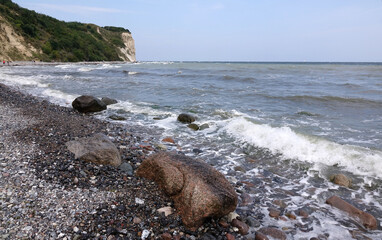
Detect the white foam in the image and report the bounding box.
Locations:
[41,89,79,107]
[224,117,382,178]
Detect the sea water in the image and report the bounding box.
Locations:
[1,62,382,238]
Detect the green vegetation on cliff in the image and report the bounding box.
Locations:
[0,0,133,62]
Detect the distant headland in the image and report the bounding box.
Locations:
[0,0,135,62]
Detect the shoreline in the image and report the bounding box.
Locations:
[1,81,382,239]
[0,83,232,239]
[0,61,130,67]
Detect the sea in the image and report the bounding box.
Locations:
[1,61,382,239]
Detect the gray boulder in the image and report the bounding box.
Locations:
[66,133,121,167]
[72,95,107,113]
[101,97,118,106]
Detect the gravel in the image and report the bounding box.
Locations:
[0,84,233,239]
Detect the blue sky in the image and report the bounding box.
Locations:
[12,0,382,62]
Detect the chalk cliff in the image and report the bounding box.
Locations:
[0,0,136,62]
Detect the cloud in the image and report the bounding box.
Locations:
[31,3,126,14]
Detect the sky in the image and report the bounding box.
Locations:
[11,0,382,62]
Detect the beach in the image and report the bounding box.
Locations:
[1,62,382,240]
[0,83,215,239]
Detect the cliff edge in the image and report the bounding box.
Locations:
[0,0,136,62]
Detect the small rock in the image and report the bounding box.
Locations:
[177,113,196,123]
[156,144,168,151]
[135,198,145,205]
[119,162,133,175]
[161,233,172,240]
[227,212,240,222]
[162,137,175,144]
[109,115,126,121]
[245,216,260,228]
[255,232,269,240]
[157,206,173,216]
[330,174,351,187]
[199,123,210,130]
[218,219,230,228]
[285,212,296,220]
[231,219,249,235]
[297,209,309,218]
[73,227,79,233]
[73,177,79,184]
[326,195,377,230]
[258,227,286,240]
[268,207,281,218]
[133,217,142,224]
[187,123,199,130]
[141,230,150,239]
[234,166,246,173]
[273,200,287,209]
[101,97,118,105]
[226,233,235,240]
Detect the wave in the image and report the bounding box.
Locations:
[283,95,382,107]
[224,117,382,178]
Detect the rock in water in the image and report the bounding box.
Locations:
[330,174,351,187]
[101,97,118,106]
[72,95,107,113]
[66,133,121,167]
[177,113,196,123]
[326,195,377,230]
[137,152,237,229]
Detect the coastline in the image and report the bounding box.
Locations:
[0,61,130,67]
[0,83,227,239]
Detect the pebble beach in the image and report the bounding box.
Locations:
[0,83,229,239]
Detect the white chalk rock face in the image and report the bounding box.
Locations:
[119,32,136,62]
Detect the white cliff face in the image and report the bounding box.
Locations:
[119,32,136,62]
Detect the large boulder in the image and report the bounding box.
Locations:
[137,152,237,229]
[72,95,107,113]
[177,113,196,123]
[326,195,377,230]
[66,133,121,167]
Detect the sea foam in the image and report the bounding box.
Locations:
[224,117,382,177]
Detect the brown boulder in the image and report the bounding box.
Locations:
[137,152,237,229]
[258,227,287,240]
[326,195,377,230]
[330,174,351,187]
[72,95,107,113]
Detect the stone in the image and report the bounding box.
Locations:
[177,113,196,123]
[240,193,253,206]
[330,174,351,187]
[258,228,286,240]
[268,207,281,218]
[199,123,210,130]
[161,233,172,240]
[326,195,377,230]
[273,200,287,209]
[255,232,269,240]
[72,95,107,113]
[109,115,126,121]
[231,219,249,235]
[226,233,235,240]
[133,217,142,224]
[101,97,118,105]
[245,216,260,228]
[218,219,230,228]
[187,123,199,130]
[118,162,133,175]
[162,137,175,144]
[157,206,173,216]
[66,133,121,167]
[137,152,237,230]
